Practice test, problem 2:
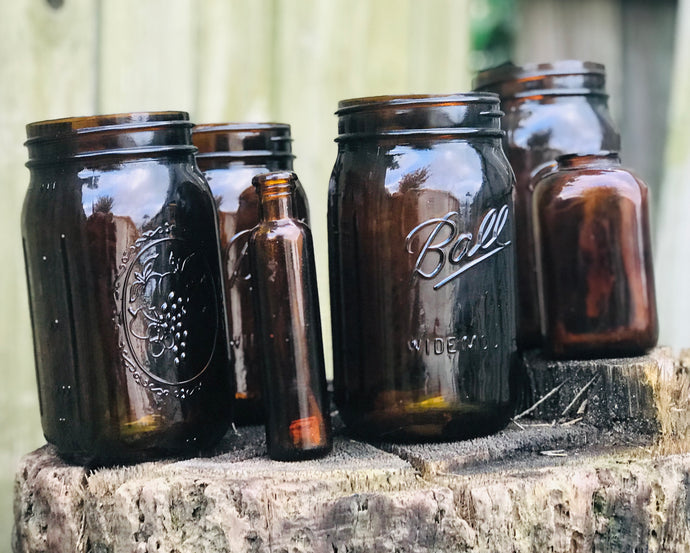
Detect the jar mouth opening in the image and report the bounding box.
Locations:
[474,60,606,90]
[25,112,196,166]
[193,122,291,133]
[336,92,500,115]
[192,122,293,157]
[26,111,191,140]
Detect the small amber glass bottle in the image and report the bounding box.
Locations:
[248,171,332,461]
[533,152,658,358]
[193,123,309,425]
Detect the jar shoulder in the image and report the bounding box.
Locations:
[333,140,513,200]
[504,98,619,150]
[534,168,648,208]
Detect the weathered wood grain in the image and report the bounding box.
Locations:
[13,432,690,552]
[655,0,690,352]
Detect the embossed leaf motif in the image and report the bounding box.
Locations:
[117,226,215,390]
[130,254,161,304]
[127,248,194,365]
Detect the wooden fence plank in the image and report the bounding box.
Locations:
[621,0,677,199]
[513,0,624,121]
[655,0,690,351]
[98,0,197,113]
[193,0,274,122]
[270,0,472,377]
[0,0,98,544]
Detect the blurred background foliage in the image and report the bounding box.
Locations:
[1,0,688,546]
[469,0,516,72]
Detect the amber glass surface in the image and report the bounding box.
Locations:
[475,61,620,348]
[248,171,331,461]
[193,123,309,425]
[533,152,658,358]
[329,94,518,442]
[22,112,233,464]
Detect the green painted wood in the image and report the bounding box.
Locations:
[0,0,98,545]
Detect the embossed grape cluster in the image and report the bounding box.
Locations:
[159,291,190,367]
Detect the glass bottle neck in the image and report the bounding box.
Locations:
[254,171,297,222]
[261,192,294,221]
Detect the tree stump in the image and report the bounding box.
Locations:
[13,348,690,553]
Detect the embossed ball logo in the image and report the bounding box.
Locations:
[121,237,218,385]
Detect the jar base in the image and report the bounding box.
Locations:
[48,420,231,468]
[339,403,513,444]
[268,443,332,462]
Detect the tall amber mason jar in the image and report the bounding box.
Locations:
[329,94,518,442]
[22,112,233,464]
[193,123,309,425]
[474,61,620,348]
[533,152,658,358]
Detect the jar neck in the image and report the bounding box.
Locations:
[196,154,294,173]
[253,171,297,222]
[336,93,504,142]
[28,149,197,172]
[192,123,293,159]
[557,151,621,170]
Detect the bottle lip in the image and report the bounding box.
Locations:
[335,93,504,141]
[192,122,294,159]
[336,92,500,115]
[193,122,291,133]
[26,111,191,140]
[474,60,608,99]
[25,111,196,166]
[474,60,605,88]
[252,170,297,198]
[252,170,296,186]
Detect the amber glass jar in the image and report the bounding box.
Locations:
[474,61,620,348]
[533,152,658,358]
[193,123,309,425]
[329,94,517,442]
[22,112,233,464]
[249,171,332,461]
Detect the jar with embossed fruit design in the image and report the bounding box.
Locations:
[193,123,309,425]
[329,94,518,442]
[22,111,233,464]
